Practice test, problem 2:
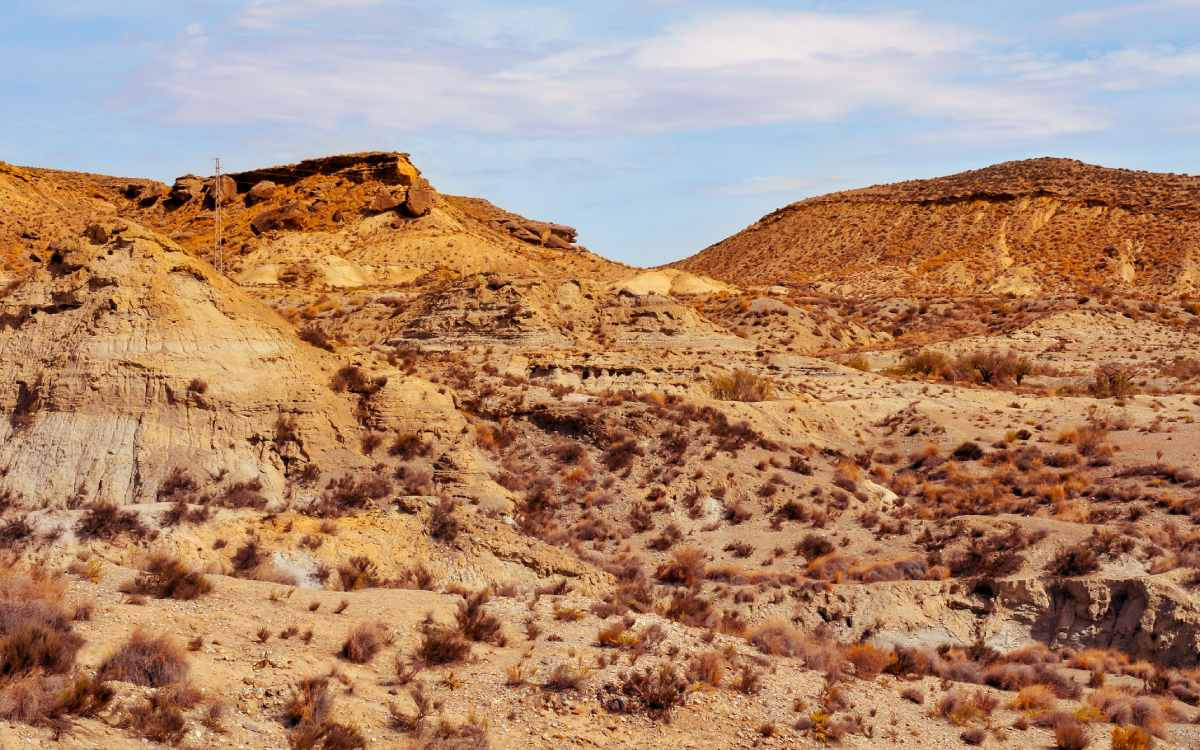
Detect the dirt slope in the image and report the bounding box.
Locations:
[676,157,1200,297]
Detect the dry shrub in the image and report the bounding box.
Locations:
[844,643,893,680]
[98,631,189,687]
[1048,544,1100,577]
[654,547,707,588]
[339,622,391,665]
[455,590,505,646]
[1010,684,1057,712]
[1053,717,1091,750]
[612,664,690,720]
[413,715,490,750]
[686,651,725,687]
[122,684,200,745]
[1110,725,1152,750]
[121,554,212,600]
[330,365,386,396]
[1089,363,1137,399]
[1087,688,1166,737]
[75,501,148,541]
[415,622,470,667]
[429,498,460,543]
[543,661,589,692]
[283,676,366,750]
[708,370,775,401]
[0,569,114,733]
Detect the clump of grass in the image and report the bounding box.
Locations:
[339,623,392,665]
[455,590,505,646]
[708,370,775,402]
[120,554,212,600]
[97,631,189,687]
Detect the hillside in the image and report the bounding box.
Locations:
[2,153,1200,749]
[676,158,1200,297]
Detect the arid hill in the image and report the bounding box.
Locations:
[677,157,1200,297]
[2,152,1200,749]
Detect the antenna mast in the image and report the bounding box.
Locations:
[213,157,224,273]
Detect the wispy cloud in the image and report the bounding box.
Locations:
[152,5,1110,140]
[1058,0,1200,27]
[236,0,384,29]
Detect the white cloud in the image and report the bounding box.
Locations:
[1058,0,1200,27]
[150,5,1145,141]
[236,0,384,29]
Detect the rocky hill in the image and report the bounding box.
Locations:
[2,152,1200,749]
[677,158,1200,297]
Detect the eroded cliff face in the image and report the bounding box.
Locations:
[678,158,1200,297]
[0,223,375,506]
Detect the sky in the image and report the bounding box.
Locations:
[4,1,1200,266]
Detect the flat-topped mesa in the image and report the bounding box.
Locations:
[226,151,422,191]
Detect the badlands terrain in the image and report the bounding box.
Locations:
[0,153,1199,749]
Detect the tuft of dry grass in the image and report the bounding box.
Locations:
[120,554,212,600]
[708,370,775,402]
[339,623,392,665]
[98,631,189,687]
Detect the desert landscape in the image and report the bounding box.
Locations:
[1,150,1200,750]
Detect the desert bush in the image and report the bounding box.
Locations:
[330,365,386,396]
[1053,717,1091,750]
[1048,544,1100,577]
[311,475,392,517]
[612,664,689,720]
[415,622,470,667]
[844,643,893,680]
[336,556,381,591]
[429,498,460,543]
[121,685,198,745]
[75,501,148,542]
[121,554,212,600]
[456,590,505,646]
[339,623,391,664]
[707,370,775,402]
[98,631,188,687]
[543,661,589,691]
[299,325,335,352]
[1110,725,1152,750]
[1089,363,1138,399]
[654,547,707,588]
[283,676,366,750]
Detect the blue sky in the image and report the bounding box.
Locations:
[4,1,1200,266]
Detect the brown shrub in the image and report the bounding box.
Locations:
[1110,725,1152,750]
[1053,718,1091,750]
[282,676,366,750]
[429,498,460,543]
[98,631,188,687]
[455,590,505,646]
[844,643,893,680]
[654,547,707,588]
[613,664,689,720]
[75,501,148,542]
[543,661,588,691]
[708,370,775,401]
[415,623,470,667]
[121,554,212,600]
[339,623,391,665]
